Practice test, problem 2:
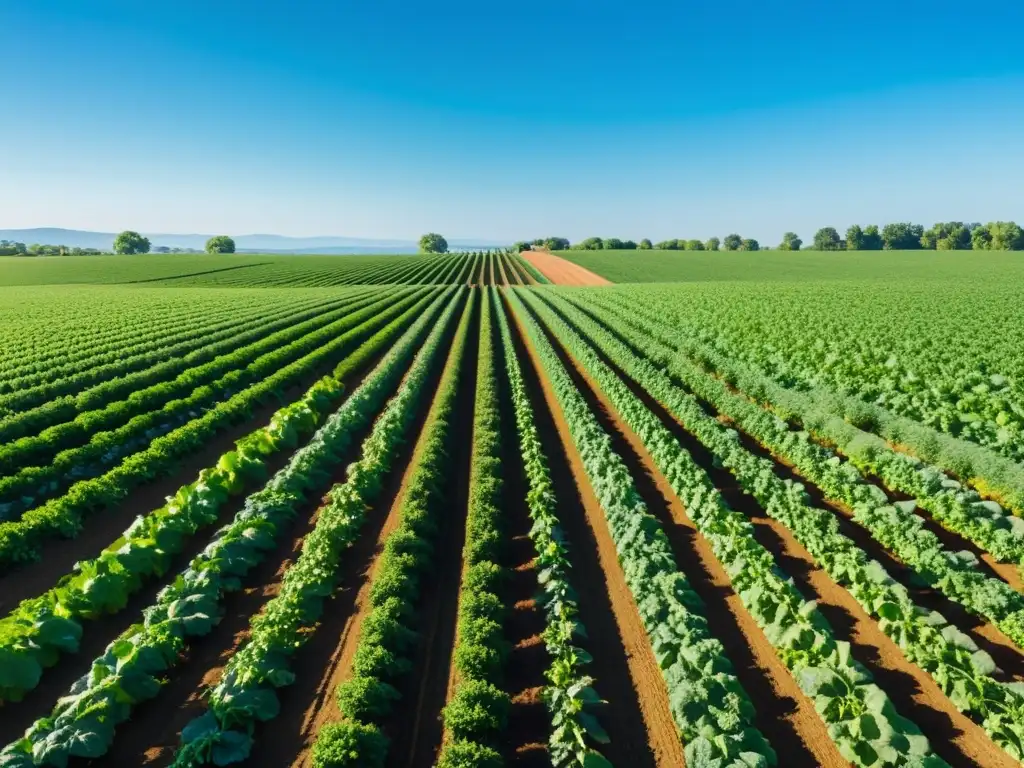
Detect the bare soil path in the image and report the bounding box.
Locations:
[503,291,683,767]
[521,251,612,286]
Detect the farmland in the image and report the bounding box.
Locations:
[1,250,1023,768]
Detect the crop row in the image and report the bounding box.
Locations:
[0,288,462,768]
[437,289,510,765]
[521,288,943,767]
[610,285,1024,462]
[0,288,440,567]
[172,289,468,766]
[0,292,320,389]
[493,288,609,767]
[0,289,451,704]
[561,293,1024,649]
[505,289,777,765]
[534,289,1024,761]
[583,290,1024,558]
[0,288,394,489]
[0,291,361,418]
[309,291,476,767]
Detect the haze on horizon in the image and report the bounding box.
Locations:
[1,0,1022,245]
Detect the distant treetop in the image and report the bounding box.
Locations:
[419,233,448,253]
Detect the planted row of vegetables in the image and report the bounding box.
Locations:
[0,288,463,768]
[309,292,477,767]
[504,289,777,766]
[0,290,402,515]
[0,292,320,396]
[581,290,1024,554]
[0,288,439,568]
[0,292,350,418]
[520,288,943,767]
[594,288,1024,518]
[0,287,383,466]
[493,288,610,767]
[172,289,468,766]
[537,289,1024,761]
[437,289,510,766]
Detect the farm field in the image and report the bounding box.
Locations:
[558,248,1024,283]
[1,251,1023,768]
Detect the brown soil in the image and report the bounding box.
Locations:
[503,291,684,767]
[521,250,612,287]
[535,296,1016,767]
[250,300,470,768]
[518,297,844,767]
[383,296,479,768]
[555,293,1024,680]
[84,315,452,767]
[493,316,550,765]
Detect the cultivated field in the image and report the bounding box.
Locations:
[1,250,1023,768]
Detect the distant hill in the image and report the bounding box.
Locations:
[0,228,504,254]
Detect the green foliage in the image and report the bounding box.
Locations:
[442,679,510,739]
[113,230,151,255]
[779,232,802,251]
[740,237,760,251]
[638,238,653,249]
[722,233,742,251]
[436,739,503,768]
[545,237,571,250]
[419,232,449,253]
[813,227,842,250]
[705,236,720,251]
[204,235,236,254]
[310,720,389,768]
[881,222,924,250]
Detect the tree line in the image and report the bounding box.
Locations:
[0,233,239,256]
[517,220,1024,253]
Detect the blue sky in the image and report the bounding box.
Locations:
[1,0,1022,243]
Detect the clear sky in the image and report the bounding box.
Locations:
[1,0,1022,244]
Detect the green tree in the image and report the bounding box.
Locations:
[512,241,531,252]
[418,233,448,254]
[621,239,638,249]
[722,234,742,251]
[740,238,760,251]
[603,237,625,249]
[813,227,841,251]
[705,237,721,251]
[654,239,679,250]
[638,238,653,250]
[113,230,151,255]
[778,232,802,251]
[578,237,604,250]
[846,225,864,250]
[543,237,570,250]
[862,225,883,250]
[881,222,924,250]
[922,222,971,250]
[205,235,236,254]
[685,239,705,251]
[971,225,992,250]
[989,221,1024,250]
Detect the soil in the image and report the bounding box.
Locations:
[493,311,550,765]
[521,250,612,287]
[249,298,471,768]
[78,314,450,767]
[556,293,1024,680]
[503,290,685,767]
[535,295,1018,767]
[383,296,479,767]
[517,296,844,767]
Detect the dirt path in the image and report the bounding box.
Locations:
[383,298,479,768]
[521,250,612,286]
[503,292,684,767]
[493,307,549,766]
[519,300,843,767]
[539,301,1017,768]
